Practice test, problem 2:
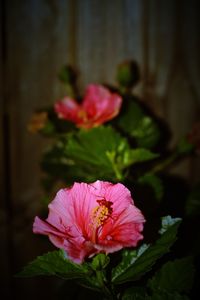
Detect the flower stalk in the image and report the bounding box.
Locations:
[96,270,114,299]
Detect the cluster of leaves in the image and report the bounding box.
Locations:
[38,80,196,207]
[24,62,200,298]
[17,217,194,299]
[41,126,159,185]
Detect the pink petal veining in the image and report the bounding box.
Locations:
[54,84,122,128]
[33,180,145,263]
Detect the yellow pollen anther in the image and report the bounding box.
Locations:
[90,199,113,244]
[91,205,109,227]
[78,110,87,121]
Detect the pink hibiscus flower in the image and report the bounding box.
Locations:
[54,84,122,128]
[33,181,145,264]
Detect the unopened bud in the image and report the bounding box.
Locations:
[116,60,139,89]
[58,65,77,85]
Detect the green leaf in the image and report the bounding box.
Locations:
[41,138,93,185]
[138,173,164,201]
[41,126,159,184]
[16,250,89,279]
[111,216,182,285]
[91,254,110,271]
[40,120,55,136]
[148,257,195,294]
[65,126,159,181]
[66,126,124,167]
[118,101,160,148]
[65,126,131,180]
[122,288,190,300]
[118,101,143,131]
[76,276,103,292]
[158,216,181,234]
[122,286,148,299]
[128,149,159,164]
[149,290,190,300]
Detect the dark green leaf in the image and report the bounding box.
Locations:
[149,290,190,300]
[111,216,182,284]
[65,126,159,181]
[66,126,125,167]
[122,286,190,300]
[65,126,131,180]
[40,120,55,136]
[148,257,195,293]
[158,216,181,234]
[77,277,103,292]
[138,173,164,201]
[128,149,159,164]
[122,286,148,299]
[16,250,89,279]
[122,288,189,300]
[91,254,110,271]
[41,139,92,184]
[41,126,159,184]
[118,102,160,148]
[118,101,143,131]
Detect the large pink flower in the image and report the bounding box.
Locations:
[33,181,145,264]
[54,84,122,128]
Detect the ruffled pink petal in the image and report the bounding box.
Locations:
[49,235,66,249]
[33,181,145,263]
[83,84,111,116]
[54,85,122,128]
[33,216,67,249]
[92,93,122,125]
[96,204,145,252]
[33,216,66,237]
[47,189,73,231]
[79,181,145,251]
[48,185,97,240]
[64,239,98,264]
[66,182,99,238]
[104,182,134,213]
[89,180,113,198]
[90,181,135,212]
[82,84,122,126]
[54,97,83,123]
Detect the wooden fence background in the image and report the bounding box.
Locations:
[1,0,200,299]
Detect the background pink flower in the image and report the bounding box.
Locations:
[54,84,122,128]
[33,181,145,264]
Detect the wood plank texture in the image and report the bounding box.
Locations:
[0,1,11,298]
[1,0,199,298]
[76,0,143,92]
[144,0,200,180]
[4,0,77,298]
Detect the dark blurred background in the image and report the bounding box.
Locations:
[1,0,200,299]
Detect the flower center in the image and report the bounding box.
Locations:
[78,109,88,121]
[90,199,113,243]
[91,199,113,228]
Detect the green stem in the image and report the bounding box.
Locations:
[112,162,123,181]
[96,271,114,299]
[106,151,123,181]
[151,152,178,174]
